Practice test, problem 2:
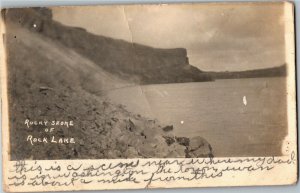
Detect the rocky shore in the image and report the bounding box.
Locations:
[9,79,213,160]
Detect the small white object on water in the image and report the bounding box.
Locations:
[33,24,37,28]
[243,96,247,106]
[180,120,184,124]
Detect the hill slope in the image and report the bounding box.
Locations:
[4,8,212,84]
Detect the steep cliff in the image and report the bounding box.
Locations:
[3,8,212,84]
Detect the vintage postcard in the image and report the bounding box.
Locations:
[0,1,297,192]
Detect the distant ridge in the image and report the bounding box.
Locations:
[206,65,286,80]
[4,8,213,84]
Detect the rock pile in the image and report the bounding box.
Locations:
[77,103,214,159]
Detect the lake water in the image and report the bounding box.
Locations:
[105,77,287,157]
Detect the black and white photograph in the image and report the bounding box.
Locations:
[2,2,293,160]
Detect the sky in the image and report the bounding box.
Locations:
[52,3,286,72]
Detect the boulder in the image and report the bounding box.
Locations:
[162,125,173,132]
[163,136,175,146]
[166,143,186,158]
[187,136,213,158]
[175,137,190,146]
[189,136,207,151]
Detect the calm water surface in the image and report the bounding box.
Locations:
[106,77,287,157]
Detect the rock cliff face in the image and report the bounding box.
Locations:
[3,8,213,160]
[3,8,213,84]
